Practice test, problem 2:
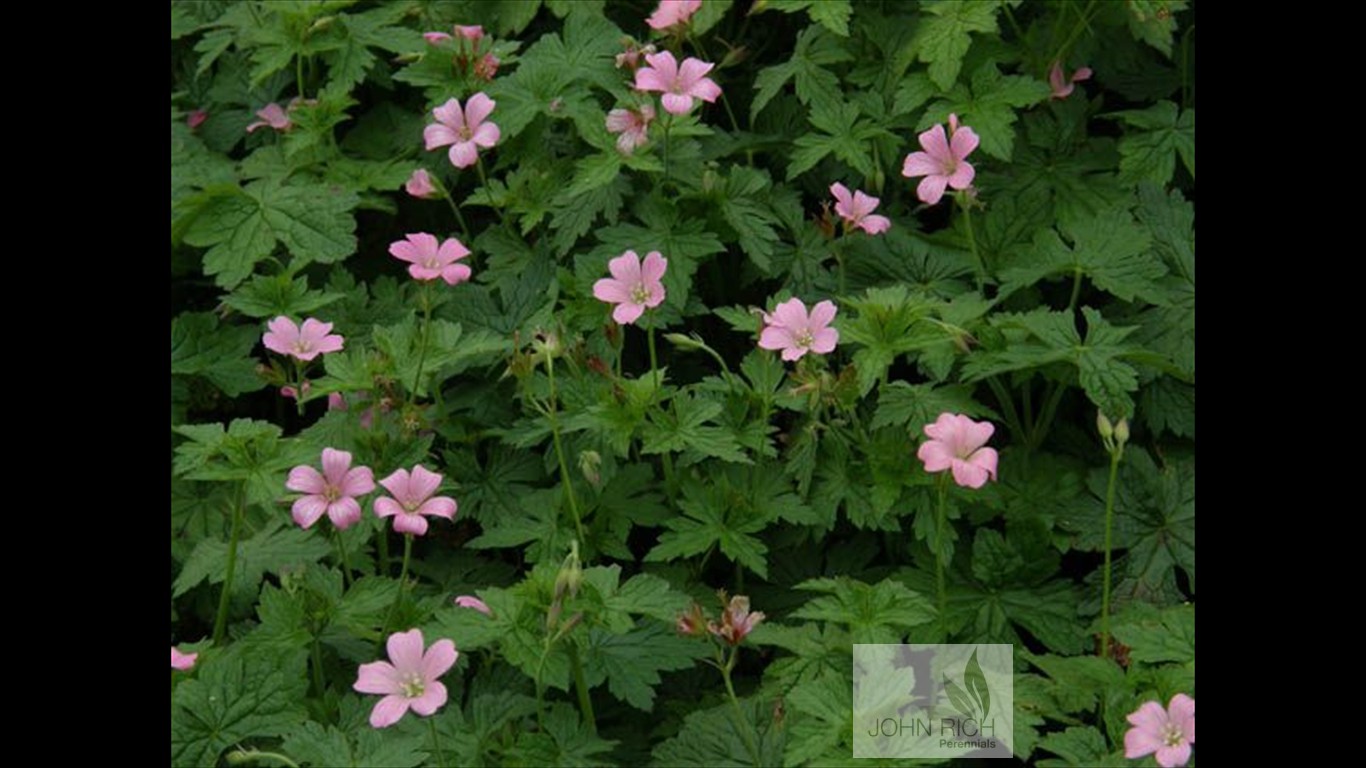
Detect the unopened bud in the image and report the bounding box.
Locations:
[665,333,706,351]
[1097,411,1114,440]
[554,541,583,600]
[579,450,602,488]
[1114,418,1130,445]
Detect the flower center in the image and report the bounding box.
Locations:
[795,328,815,348]
[400,673,425,699]
[292,339,314,355]
[1162,724,1184,747]
[403,499,421,513]
[458,125,473,141]
[424,255,442,269]
[631,283,651,305]
[323,485,341,503]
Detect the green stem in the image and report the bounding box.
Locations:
[227,749,301,768]
[569,644,598,734]
[721,651,763,766]
[935,473,949,639]
[1100,445,1123,659]
[1029,381,1068,451]
[985,377,1025,445]
[646,313,677,495]
[377,530,391,577]
[474,155,506,227]
[310,634,327,699]
[411,282,433,404]
[436,179,472,244]
[1067,267,1084,313]
[959,196,986,293]
[212,483,247,645]
[832,236,847,296]
[427,715,448,767]
[1050,0,1099,66]
[296,55,306,100]
[546,355,586,546]
[333,527,352,589]
[662,113,673,185]
[382,534,415,638]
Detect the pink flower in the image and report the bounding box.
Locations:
[423,31,453,44]
[1049,61,1093,100]
[1124,694,1195,768]
[388,233,473,286]
[474,53,500,81]
[405,168,438,199]
[634,51,722,116]
[262,317,345,362]
[647,0,702,30]
[830,182,891,235]
[605,103,656,155]
[171,646,198,671]
[707,595,764,646]
[423,93,500,169]
[424,25,482,44]
[454,595,492,616]
[917,413,999,489]
[901,114,979,205]
[758,298,839,361]
[353,629,458,728]
[592,250,667,325]
[328,392,347,411]
[246,102,292,133]
[186,110,208,130]
[287,448,376,531]
[375,465,458,536]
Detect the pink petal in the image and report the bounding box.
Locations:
[949,125,980,161]
[608,252,643,283]
[171,647,198,670]
[642,51,679,82]
[641,251,668,284]
[923,413,955,440]
[424,31,453,44]
[292,496,329,529]
[963,420,995,451]
[808,300,837,330]
[448,141,479,169]
[409,264,441,281]
[424,123,459,151]
[661,93,694,115]
[374,496,405,519]
[432,99,466,131]
[354,660,401,695]
[1124,725,1163,759]
[455,25,484,40]
[830,182,853,216]
[918,124,951,162]
[677,57,715,90]
[265,316,299,347]
[437,238,471,265]
[613,302,646,325]
[917,174,949,205]
[286,465,327,495]
[369,695,411,728]
[781,344,807,361]
[321,448,352,484]
[969,447,999,482]
[1127,701,1169,732]
[810,327,839,354]
[314,334,345,355]
[859,215,891,235]
[455,595,492,615]
[389,240,420,265]
[688,76,722,104]
[422,638,459,679]
[758,326,793,352]
[951,458,990,489]
[1073,67,1093,82]
[327,498,363,530]
[946,160,975,190]
[901,151,943,179]
[917,440,955,473]
[634,66,670,93]
[605,109,634,133]
[594,277,633,304]
[408,466,443,503]
[852,190,880,218]
[471,121,501,148]
[1169,694,1195,741]
[1155,742,1191,768]
[1049,62,1067,95]
[300,318,335,341]
[387,629,426,674]
[340,466,376,497]
[417,496,457,520]
[393,513,430,536]
[409,681,448,716]
[441,264,473,286]
[772,298,810,329]
[464,93,497,129]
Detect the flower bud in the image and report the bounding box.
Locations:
[579,450,602,488]
[665,332,706,351]
[1114,418,1130,445]
[1097,411,1114,440]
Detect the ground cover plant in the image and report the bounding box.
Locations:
[171,1,1195,765]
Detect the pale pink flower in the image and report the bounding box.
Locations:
[901,114,979,205]
[707,595,765,646]
[1049,61,1093,100]
[592,250,667,325]
[423,93,500,169]
[186,110,208,130]
[830,182,891,235]
[354,629,458,728]
[171,646,198,671]
[454,595,492,616]
[287,448,376,531]
[647,0,702,30]
[246,102,292,133]
[634,51,722,116]
[405,168,438,199]
[917,413,999,489]
[758,298,839,361]
[263,317,345,362]
[605,103,657,155]
[389,233,473,286]
[375,465,458,536]
[1125,694,1195,768]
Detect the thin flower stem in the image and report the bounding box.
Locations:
[986,377,1025,446]
[1029,381,1068,452]
[310,634,327,699]
[646,313,677,495]
[212,482,247,645]
[411,282,434,404]
[1051,0,1099,67]
[333,528,352,589]
[958,196,986,293]
[1067,267,1084,313]
[427,715,448,767]
[382,534,415,640]
[569,644,598,734]
[296,55,306,101]
[1100,444,1123,659]
[832,236,848,296]
[546,355,587,546]
[721,651,763,766]
[662,114,673,185]
[435,179,472,244]
[377,530,391,577]
[473,155,507,227]
[935,472,950,639]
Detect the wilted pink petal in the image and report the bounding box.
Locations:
[405,168,438,199]
[916,413,998,489]
[593,250,667,326]
[474,53,499,81]
[186,110,208,130]
[455,25,484,40]
[1050,61,1093,100]
[246,102,292,133]
[647,0,702,30]
[454,595,492,615]
[606,103,656,155]
[707,595,765,645]
[424,31,453,44]
[171,646,198,670]
[354,629,458,728]
[758,298,839,361]
[328,392,347,411]
[901,114,978,205]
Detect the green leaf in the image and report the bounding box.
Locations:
[652,698,786,767]
[1125,0,1190,57]
[506,702,617,767]
[645,474,771,578]
[751,25,850,121]
[173,519,330,598]
[1112,101,1195,185]
[1111,602,1195,664]
[583,624,705,711]
[872,381,994,431]
[792,577,935,643]
[789,99,890,179]
[171,644,309,767]
[999,206,1164,304]
[641,393,748,464]
[183,179,359,289]
[222,274,345,319]
[283,715,427,768]
[171,312,265,397]
[927,61,1051,160]
[765,0,852,36]
[784,673,854,764]
[912,0,1002,90]
[1036,726,1113,768]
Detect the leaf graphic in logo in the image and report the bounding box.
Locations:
[942,676,977,721]
[964,649,990,721]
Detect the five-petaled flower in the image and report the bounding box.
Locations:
[647,0,702,31]
[830,182,891,235]
[758,298,839,361]
[454,595,492,616]
[287,448,376,531]
[593,250,667,325]
[917,413,999,489]
[901,114,979,205]
[707,595,765,645]
[606,103,657,155]
[1049,61,1093,100]
[634,51,722,116]
[171,646,198,671]
[354,629,458,728]
[423,93,501,169]
[1124,694,1195,768]
[375,465,458,536]
[263,317,345,362]
[405,168,438,199]
[389,233,473,286]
